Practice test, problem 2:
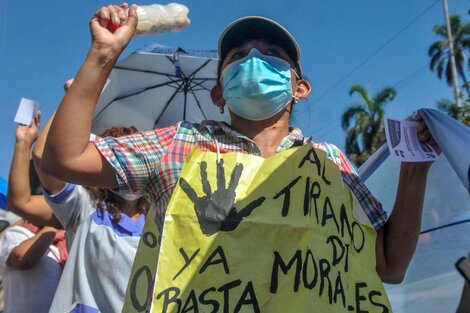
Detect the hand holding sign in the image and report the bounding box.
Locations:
[415,113,441,157]
[384,116,440,162]
[179,160,265,236]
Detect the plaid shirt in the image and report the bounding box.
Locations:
[95,121,387,229]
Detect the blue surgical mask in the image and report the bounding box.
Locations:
[222,48,295,121]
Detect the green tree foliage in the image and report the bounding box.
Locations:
[341,84,397,167]
[428,15,470,96]
[436,98,470,126]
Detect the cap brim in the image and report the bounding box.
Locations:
[218,16,300,67]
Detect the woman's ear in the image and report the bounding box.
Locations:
[211,84,226,112]
[294,79,312,100]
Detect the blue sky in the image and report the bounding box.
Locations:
[0,0,468,179]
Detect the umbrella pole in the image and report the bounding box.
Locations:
[153,83,185,128]
[188,83,208,120]
[183,79,188,120]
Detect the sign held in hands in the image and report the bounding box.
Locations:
[385,117,438,162]
[14,98,40,126]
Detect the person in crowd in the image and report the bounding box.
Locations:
[0,220,9,233]
[0,222,10,313]
[33,90,149,312]
[7,112,61,228]
[0,221,64,313]
[7,79,76,228]
[41,4,440,310]
[0,116,66,313]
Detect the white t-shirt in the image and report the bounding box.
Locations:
[0,226,62,313]
[45,184,144,313]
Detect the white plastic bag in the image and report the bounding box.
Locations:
[135,3,190,36]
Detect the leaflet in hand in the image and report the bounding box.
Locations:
[384,117,438,162]
[14,98,40,125]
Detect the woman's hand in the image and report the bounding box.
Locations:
[411,113,441,169]
[416,114,441,155]
[89,3,138,61]
[15,112,41,147]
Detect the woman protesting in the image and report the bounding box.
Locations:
[42,4,439,312]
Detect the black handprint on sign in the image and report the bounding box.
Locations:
[179,160,266,236]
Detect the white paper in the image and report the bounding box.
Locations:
[14,98,40,125]
[384,117,438,162]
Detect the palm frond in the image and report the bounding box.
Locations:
[430,14,470,88]
[429,49,444,72]
[461,22,470,35]
[428,41,445,57]
[433,24,448,37]
[361,118,378,152]
[450,15,463,34]
[349,84,372,109]
[345,128,361,156]
[341,105,367,130]
[461,38,470,50]
[343,83,397,165]
[373,87,397,105]
[436,59,445,80]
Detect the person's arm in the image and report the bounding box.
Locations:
[41,4,138,187]
[375,163,429,283]
[7,116,62,228]
[32,111,67,195]
[6,226,58,270]
[375,116,440,283]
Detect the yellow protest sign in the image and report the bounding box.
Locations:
[126,144,392,313]
[123,205,162,312]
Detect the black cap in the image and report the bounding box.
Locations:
[218,16,302,75]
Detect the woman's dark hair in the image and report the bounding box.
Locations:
[86,126,149,221]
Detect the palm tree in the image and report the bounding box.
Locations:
[341,84,397,167]
[428,15,470,97]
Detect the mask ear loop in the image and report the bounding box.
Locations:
[291,68,301,104]
[218,69,225,115]
[291,68,300,80]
